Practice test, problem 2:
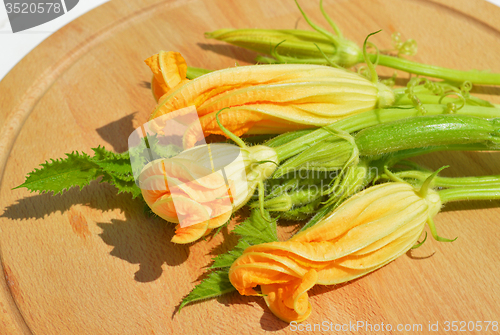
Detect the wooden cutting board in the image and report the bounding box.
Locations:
[1,0,499,333]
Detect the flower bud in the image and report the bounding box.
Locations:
[205,28,362,67]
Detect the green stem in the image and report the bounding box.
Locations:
[354,114,500,157]
[392,170,500,188]
[439,186,500,203]
[258,52,500,85]
[379,143,494,167]
[274,104,500,161]
[369,53,500,86]
[394,94,458,106]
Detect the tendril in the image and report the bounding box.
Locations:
[215,108,247,149]
[256,160,280,167]
[423,79,446,96]
[427,215,458,242]
[319,0,343,38]
[439,92,465,113]
[362,30,382,84]
[294,0,337,44]
[411,231,428,249]
[405,77,427,115]
[258,180,273,222]
[383,166,406,183]
[270,40,287,64]
[392,32,418,57]
[314,43,342,69]
[460,81,473,98]
[381,72,397,87]
[418,165,448,199]
[357,65,368,77]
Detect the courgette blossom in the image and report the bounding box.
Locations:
[229,180,443,322]
[145,51,394,148]
[139,142,278,244]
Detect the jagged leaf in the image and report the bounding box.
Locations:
[16,146,141,199]
[180,209,278,310]
[14,152,102,195]
[210,240,251,269]
[94,158,134,176]
[104,173,142,198]
[178,271,234,312]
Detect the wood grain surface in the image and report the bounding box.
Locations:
[1,0,499,334]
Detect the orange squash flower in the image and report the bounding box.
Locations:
[139,155,232,244]
[145,51,395,148]
[228,182,442,322]
[139,143,278,244]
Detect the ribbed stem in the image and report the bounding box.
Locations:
[370,53,500,86]
[258,53,500,85]
[398,171,500,188]
[274,104,500,161]
[439,186,500,203]
[354,115,500,157]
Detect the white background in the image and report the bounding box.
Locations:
[0,0,109,81]
[0,0,499,82]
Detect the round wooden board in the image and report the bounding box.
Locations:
[1,0,500,333]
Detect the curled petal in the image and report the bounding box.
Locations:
[171,221,209,244]
[261,270,317,323]
[145,51,188,100]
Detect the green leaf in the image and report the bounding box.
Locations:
[90,146,109,161]
[151,143,182,160]
[178,271,235,312]
[91,146,133,176]
[103,173,142,198]
[15,145,142,199]
[235,208,278,245]
[210,240,251,269]
[91,145,118,161]
[212,208,278,269]
[94,158,134,176]
[180,209,278,310]
[14,152,102,195]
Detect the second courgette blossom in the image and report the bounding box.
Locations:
[229,180,443,323]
